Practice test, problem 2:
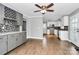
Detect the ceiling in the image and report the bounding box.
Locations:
[2,3,79,21]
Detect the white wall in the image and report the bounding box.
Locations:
[47,21,57,27]
[43,23,47,34]
[27,18,31,38]
[27,16,43,39]
[55,21,61,26]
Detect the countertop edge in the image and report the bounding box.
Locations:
[0,31,26,36]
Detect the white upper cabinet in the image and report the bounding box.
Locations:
[0,4,17,21]
[0,4,23,25]
[60,16,69,26]
[0,4,4,24]
[63,16,69,26]
[4,6,17,20]
[16,12,23,25]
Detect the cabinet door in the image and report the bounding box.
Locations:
[16,12,23,25]
[0,35,7,55]
[59,31,68,40]
[22,21,26,31]
[19,33,23,44]
[8,34,16,51]
[22,32,26,43]
[16,33,23,46]
[63,16,69,26]
[0,4,4,24]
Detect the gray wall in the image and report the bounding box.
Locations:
[27,16,43,39]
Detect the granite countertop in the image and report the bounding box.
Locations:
[0,31,26,36]
[58,29,68,31]
[55,28,68,31]
[54,26,68,31]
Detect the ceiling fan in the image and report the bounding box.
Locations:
[34,3,54,14]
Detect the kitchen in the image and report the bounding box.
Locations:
[0,3,79,55]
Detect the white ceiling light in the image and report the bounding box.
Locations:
[40,10,47,14]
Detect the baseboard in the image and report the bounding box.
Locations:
[27,37,44,40]
[67,40,79,51]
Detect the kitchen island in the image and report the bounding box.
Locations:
[54,26,68,40]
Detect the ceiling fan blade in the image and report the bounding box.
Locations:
[47,3,54,8]
[35,4,42,9]
[46,10,54,12]
[34,10,41,12]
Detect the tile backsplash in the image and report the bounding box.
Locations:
[0,18,19,33]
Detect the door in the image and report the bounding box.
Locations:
[69,13,79,46]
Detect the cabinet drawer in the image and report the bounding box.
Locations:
[0,36,4,39]
[0,35,7,41]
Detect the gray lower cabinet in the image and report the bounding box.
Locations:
[7,34,16,51]
[16,33,23,47]
[7,33,24,52]
[0,32,27,54]
[0,35,8,55]
[22,32,26,43]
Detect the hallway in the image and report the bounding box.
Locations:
[7,35,79,55]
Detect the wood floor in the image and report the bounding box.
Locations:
[7,34,79,55]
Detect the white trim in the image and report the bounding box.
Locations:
[67,40,79,47]
[28,16,42,19]
[27,37,44,40]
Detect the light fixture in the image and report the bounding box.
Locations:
[40,10,47,14]
[34,3,54,15]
